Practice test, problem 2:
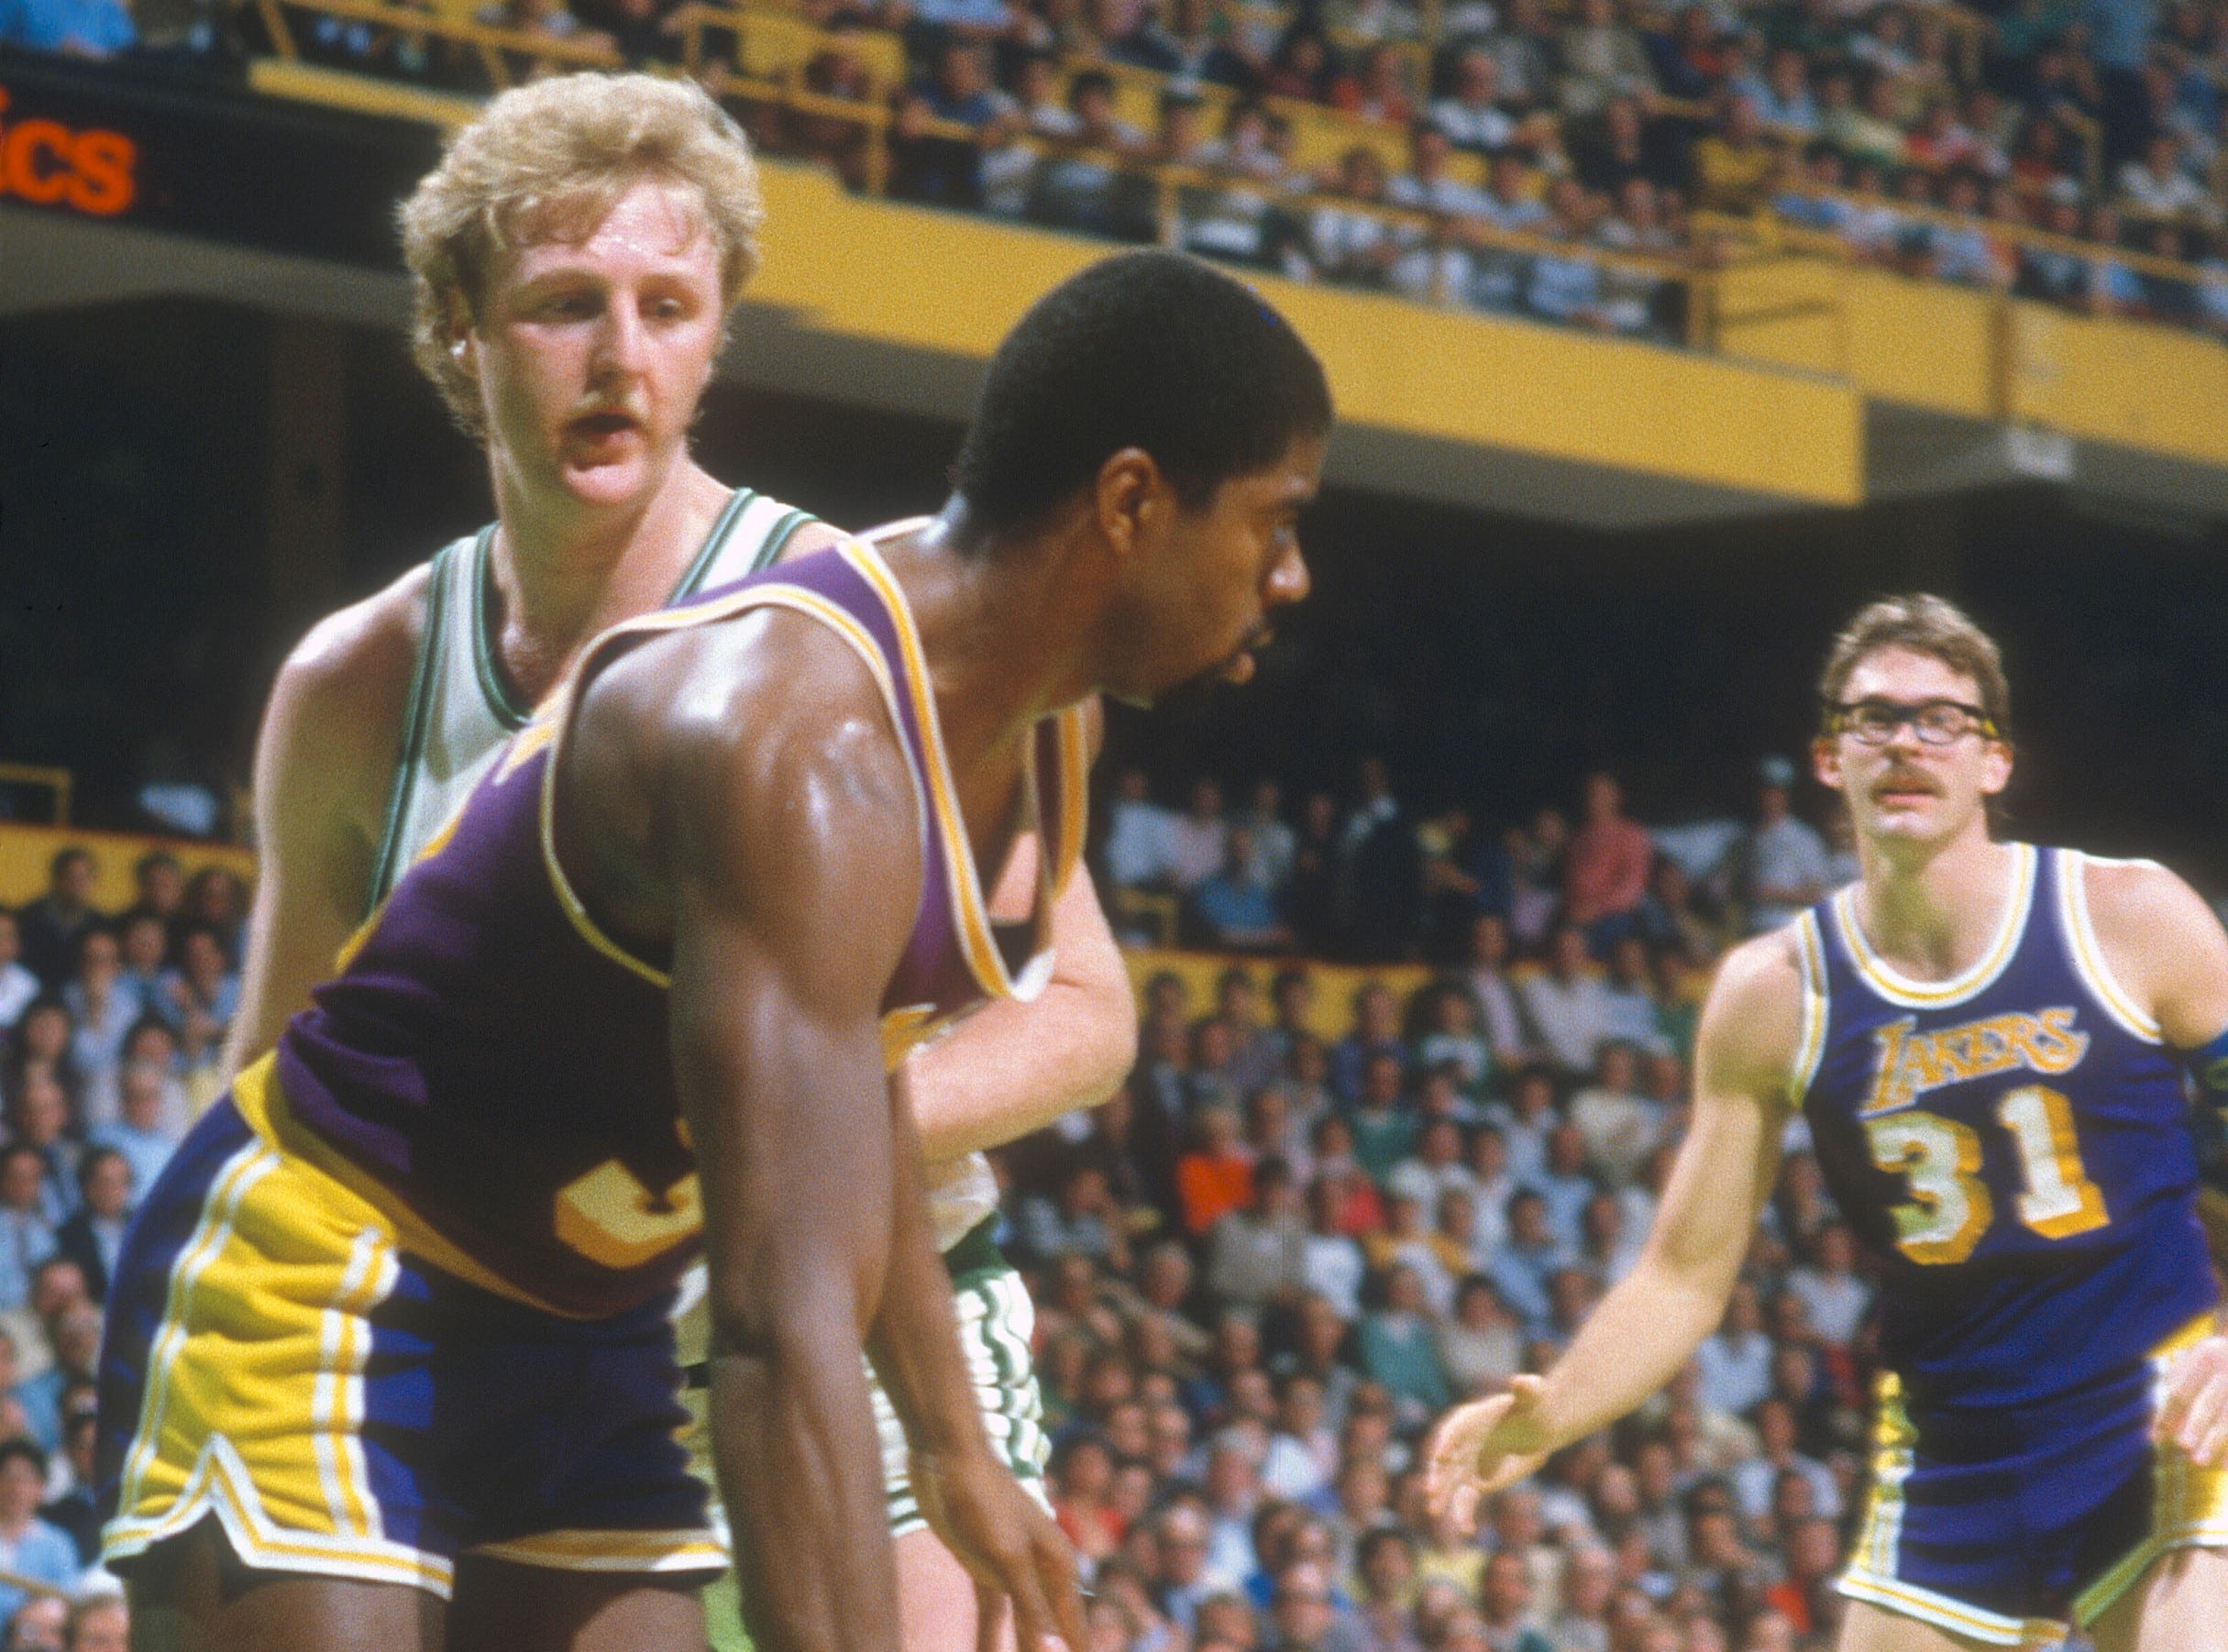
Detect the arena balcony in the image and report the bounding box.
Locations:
[4,0,2226,526]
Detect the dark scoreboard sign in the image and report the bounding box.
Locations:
[0,48,446,268]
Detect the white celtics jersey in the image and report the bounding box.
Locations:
[363,489,818,909]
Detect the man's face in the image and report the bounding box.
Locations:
[56,855,94,907]
[1108,435,1321,706]
[1814,646,2008,852]
[462,178,726,515]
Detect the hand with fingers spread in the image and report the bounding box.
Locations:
[1423,1374,1557,1534]
[2153,1332,2228,1469]
[911,1444,1085,1652]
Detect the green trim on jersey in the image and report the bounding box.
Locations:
[362,539,458,917]
[468,525,534,734]
[671,488,757,599]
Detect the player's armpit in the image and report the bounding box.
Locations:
[222,571,427,1081]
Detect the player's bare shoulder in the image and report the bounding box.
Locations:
[1693,923,1809,1105]
[251,561,437,847]
[561,604,925,937]
[265,564,436,778]
[2077,851,2228,1046]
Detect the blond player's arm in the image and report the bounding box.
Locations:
[904,837,1136,1162]
[221,571,427,1081]
[903,699,1134,1162]
[2083,856,2228,1469]
[1426,929,1803,1527]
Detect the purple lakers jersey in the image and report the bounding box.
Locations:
[1793,844,2216,1410]
[267,541,1090,1318]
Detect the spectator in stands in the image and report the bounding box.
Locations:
[1477,0,1554,114]
[1745,48,1822,143]
[1566,1041,1663,1187]
[87,1060,180,1202]
[0,918,36,1037]
[0,1150,51,1318]
[1689,93,1781,214]
[1519,923,1617,1079]
[1167,778,1232,891]
[1572,95,1682,197]
[111,914,170,1030]
[1929,170,2016,289]
[1525,178,1619,330]
[1554,0,1654,121]
[1654,4,1732,106]
[59,932,130,1132]
[2013,188,2092,302]
[14,854,99,996]
[781,22,883,191]
[1300,1180,1368,1322]
[4,1073,74,1232]
[1178,1105,1258,1239]
[1692,1278,1773,1419]
[50,1151,127,1307]
[890,39,1017,208]
[1330,981,1407,1107]
[1191,828,1296,953]
[1729,754,1829,933]
[2119,129,2218,222]
[1344,1051,1417,1184]
[1357,1262,1450,1425]
[1208,1157,1309,1314]
[1412,983,1490,1100]
[1785,1221,1870,1352]
[2080,199,2148,314]
[1105,766,1179,893]
[0,0,132,55]
[1340,758,1424,961]
[1294,146,1407,292]
[1261,21,1339,104]
[0,1443,74,1633]
[1131,0,1252,87]
[1283,793,1342,955]
[155,923,237,1058]
[1562,772,1652,954]
[1429,46,1519,155]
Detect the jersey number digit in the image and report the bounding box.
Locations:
[1864,1085,2107,1265]
[555,1160,703,1271]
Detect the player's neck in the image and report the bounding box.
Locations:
[486,459,730,692]
[881,505,1095,768]
[1850,829,2017,983]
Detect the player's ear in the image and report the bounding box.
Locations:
[1811,735,1842,793]
[1979,735,2013,796]
[1095,447,1164,564]
[445,290,480,384]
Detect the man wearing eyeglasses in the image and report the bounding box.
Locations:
[1428,593,2228,1652]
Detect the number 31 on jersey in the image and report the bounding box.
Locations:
[1864,1085,2110,1265]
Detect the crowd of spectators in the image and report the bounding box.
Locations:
[0,847,248,1645]
[7,0,2226,338]
[994,754,1896,1651]
[1106,752,1852,964]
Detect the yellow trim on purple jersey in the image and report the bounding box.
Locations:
[1831,843,2037,1009]
[2054,849,2165,1045]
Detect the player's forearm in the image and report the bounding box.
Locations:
[906,872,1136,1162]
[711,1320,900,1652]
[906,981,1135,1161]
[864,1091,995,1459]
[1529,1254,1734,1450]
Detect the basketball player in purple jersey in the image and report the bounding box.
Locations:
[1428,596,2228,1651]
[99,251,1329,1648]
[205,75,1140,1650]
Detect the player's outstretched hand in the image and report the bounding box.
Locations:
[910,1445,1086,1652]
[2154,1332,2228,1469]
[1423,1374,1556,1535]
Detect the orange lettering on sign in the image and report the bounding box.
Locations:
[0,89,139,218]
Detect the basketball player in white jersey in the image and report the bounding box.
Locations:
[221,73,1134,1649]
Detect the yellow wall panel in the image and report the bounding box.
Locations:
[2010,303,2228,469]
[749,163,1867,506]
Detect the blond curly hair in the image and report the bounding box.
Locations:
[399,73,765,438]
